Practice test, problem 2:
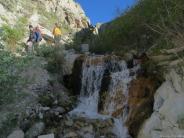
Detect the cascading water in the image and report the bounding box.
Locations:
[103,60,131,115]
[71,56,106,116]
[70,55,139,138]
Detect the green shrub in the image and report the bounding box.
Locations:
[1,25,22,51]
[0,51,29,105]
[36,44,55,58]
[38,93,54,107]
[0,17,27,52]
[46,47,64,74]
[0,113,18,137]
[36,45,64,82]
[177,115,184,129]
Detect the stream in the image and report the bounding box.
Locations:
[68,54,140,138]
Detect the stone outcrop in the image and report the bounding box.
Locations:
[25,122,45,138]
[0,0,89,30]
[57,116,116,138]
[38,133,54,138]
[69,55,86,95]
[125,76,159,138]
[7,129,24,138]
[138,69,184,138]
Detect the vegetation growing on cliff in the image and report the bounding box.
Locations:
[0,17,27,51]
[90,0,184,56]
[0,51,30,105]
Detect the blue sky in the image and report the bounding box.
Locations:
[76,0,136,25]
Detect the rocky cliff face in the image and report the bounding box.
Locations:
[0,0,89,31]
[138,68,184,138]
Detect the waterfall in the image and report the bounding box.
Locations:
[71,56,106,117]
[70,55,139,138]
[103,60,131,116]
[113,118,130,138]
[104,60,133,138]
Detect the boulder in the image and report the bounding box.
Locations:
[38,133,54,138]
[64,132,78,138]
[168,69,184,94]
[7,129,24,138]
[159,94,184,125]
[138,112,162,138]
[51,107,66,115]
[153,81,176,111]
[83,133,95,138]
[138,69,184,138]
[62,51,81,76]
[25,122,45,138]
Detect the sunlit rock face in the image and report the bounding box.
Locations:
[0,0,90,30]
[41,0,90,29]
[138,69,184,138]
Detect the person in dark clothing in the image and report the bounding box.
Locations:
[27,25,34,41]
[26,25,42,54]
[26,25,35,54]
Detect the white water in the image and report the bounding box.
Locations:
[104,60,132,115]
[71,56,105,117]
[105,60,133,138]
[70,55,138,138]
[113,118,130,138]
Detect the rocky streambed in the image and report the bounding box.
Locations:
[6,51,168,138]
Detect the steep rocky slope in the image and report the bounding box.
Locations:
[0,0,89,31]
[0,0,90,137]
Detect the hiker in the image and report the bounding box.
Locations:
[26,25,35,54]
[26,25,42,54]
[52,23,62,47]
[34,26,42,44]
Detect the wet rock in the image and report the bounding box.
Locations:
[127,59,134,69]
[7,129,24,138]
[112,107,123,117]
[98,69,111,112]
[25,122,45,138]
[38,133,54,138]
[70,55,86,95]
[50,107,66,115]
[126,76,158,138]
